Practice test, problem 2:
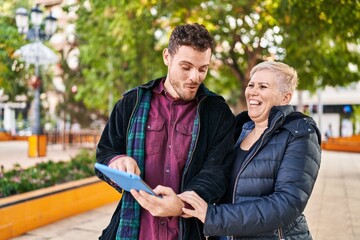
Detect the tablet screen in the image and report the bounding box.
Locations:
[95,163,158,196]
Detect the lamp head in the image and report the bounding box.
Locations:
[30,4,43,27]
[15,7,29,34]
[45,12,57,37]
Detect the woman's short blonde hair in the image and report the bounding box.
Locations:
[250,61,299,94]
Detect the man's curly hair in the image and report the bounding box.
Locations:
[167,23,214,56]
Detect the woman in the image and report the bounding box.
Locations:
[178,61,321,239]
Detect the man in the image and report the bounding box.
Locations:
[96,23,234,240]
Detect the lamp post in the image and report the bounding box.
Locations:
[15,5,58,156]
[15,5,57,135]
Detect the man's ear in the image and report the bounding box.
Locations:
[281,92,292,105]
[163,48,170,66]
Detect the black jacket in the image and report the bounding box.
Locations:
[204,105,321,240]
[96,78,235,239]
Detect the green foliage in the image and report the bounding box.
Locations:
[3,0,360,115]
[180,0,359,110]
[0,149,96,198]
[0,0,59,105]
[277,0,360,91]
[0,9,28,99]
[191,0,283,109]
[351,105,360,134]
[75,1,164,116]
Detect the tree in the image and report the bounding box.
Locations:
[75,1,164,117]
[277,0,360,89]
[0,0,30,100]
[159,0,360,112]
[74,0,360,116]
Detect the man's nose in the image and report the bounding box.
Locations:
[189,69,199,83]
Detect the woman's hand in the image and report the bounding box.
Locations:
[178,191,208,223]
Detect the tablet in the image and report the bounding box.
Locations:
[94,163,157,196]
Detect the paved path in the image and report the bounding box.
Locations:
[10,202,116,240]
[0,141,83,171]
[2,140,360,240]
[304,150,360,240]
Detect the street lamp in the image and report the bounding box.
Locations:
[15,4,58,135]
[15,4,58,157]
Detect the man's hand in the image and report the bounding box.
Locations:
[109,156,141,175]
[178,191,208,223]
[130,185,184,217]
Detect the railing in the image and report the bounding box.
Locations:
[321,135,360,153]
[0,130,101,149]
[45,130,101,149]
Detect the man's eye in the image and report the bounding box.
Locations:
[182,66,191,71]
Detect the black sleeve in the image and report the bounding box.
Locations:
[95,95,134,191]
[184,99,235,203]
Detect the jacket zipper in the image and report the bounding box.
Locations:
[232,114,283,204]
[179,96,206,240]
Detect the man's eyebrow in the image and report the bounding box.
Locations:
[179,61,209,68]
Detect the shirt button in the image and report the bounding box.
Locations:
[147,125,150,129]
[168,144,171,148]
[160,221,165,225]
[165,169,170,173]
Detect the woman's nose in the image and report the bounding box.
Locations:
[248,86,260,96]
[248,86,255,93]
